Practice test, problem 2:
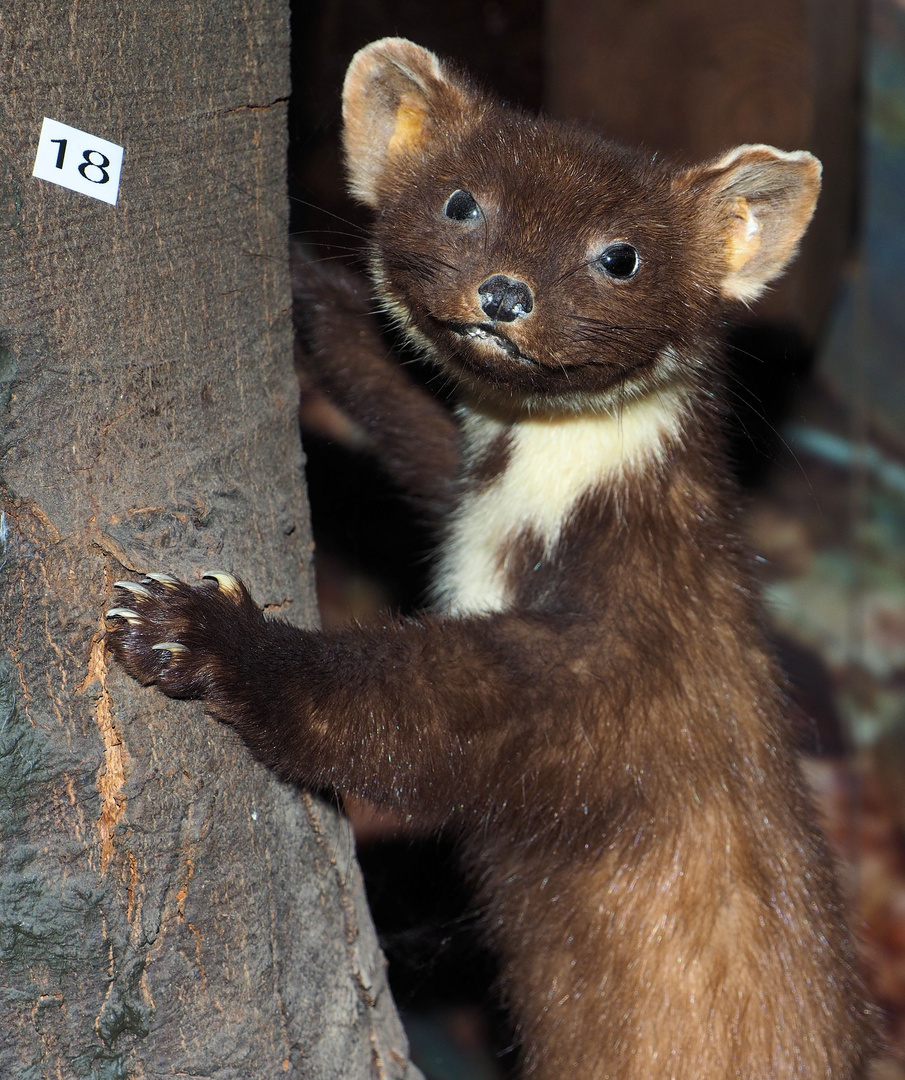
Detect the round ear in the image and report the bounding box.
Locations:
[676,145,822,304]
[342,38,474,206]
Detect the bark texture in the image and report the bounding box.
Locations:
[0,5,418,1078]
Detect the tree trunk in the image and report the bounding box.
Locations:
[0,5,419,1078]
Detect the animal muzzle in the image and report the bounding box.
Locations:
[478,275,534,323]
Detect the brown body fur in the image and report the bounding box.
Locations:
[107,39,875,1079]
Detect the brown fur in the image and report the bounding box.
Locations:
[107,38,875,1079]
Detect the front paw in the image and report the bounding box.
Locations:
[105,571,265,701]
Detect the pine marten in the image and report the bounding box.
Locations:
[106,37,875,1079]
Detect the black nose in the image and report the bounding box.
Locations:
[478,275,534,323]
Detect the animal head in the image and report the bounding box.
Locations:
[343,38,821,412]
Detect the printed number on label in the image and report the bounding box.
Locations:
[33,118,124,205]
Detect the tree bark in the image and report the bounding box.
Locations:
[0,5,419,1078]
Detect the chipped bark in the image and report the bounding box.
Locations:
[81,633,127,875]
[0,4,420,1079]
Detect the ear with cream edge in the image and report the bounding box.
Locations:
[678,144,822,303]
[342,37,472,206]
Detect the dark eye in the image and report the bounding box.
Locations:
[444,189,480,221]
[596,243,640,280]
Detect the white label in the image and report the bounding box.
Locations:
[32,118,123,205]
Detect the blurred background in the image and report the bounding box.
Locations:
[288,2,905,1076]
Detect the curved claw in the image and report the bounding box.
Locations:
[105,607,143,625]
[143,572,180,589]
[202,570,242,600]
[114,580,154,600]
[151,642,189,656]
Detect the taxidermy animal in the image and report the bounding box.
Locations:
[106,37,875,1079]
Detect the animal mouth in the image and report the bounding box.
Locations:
[446,321,535,364]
